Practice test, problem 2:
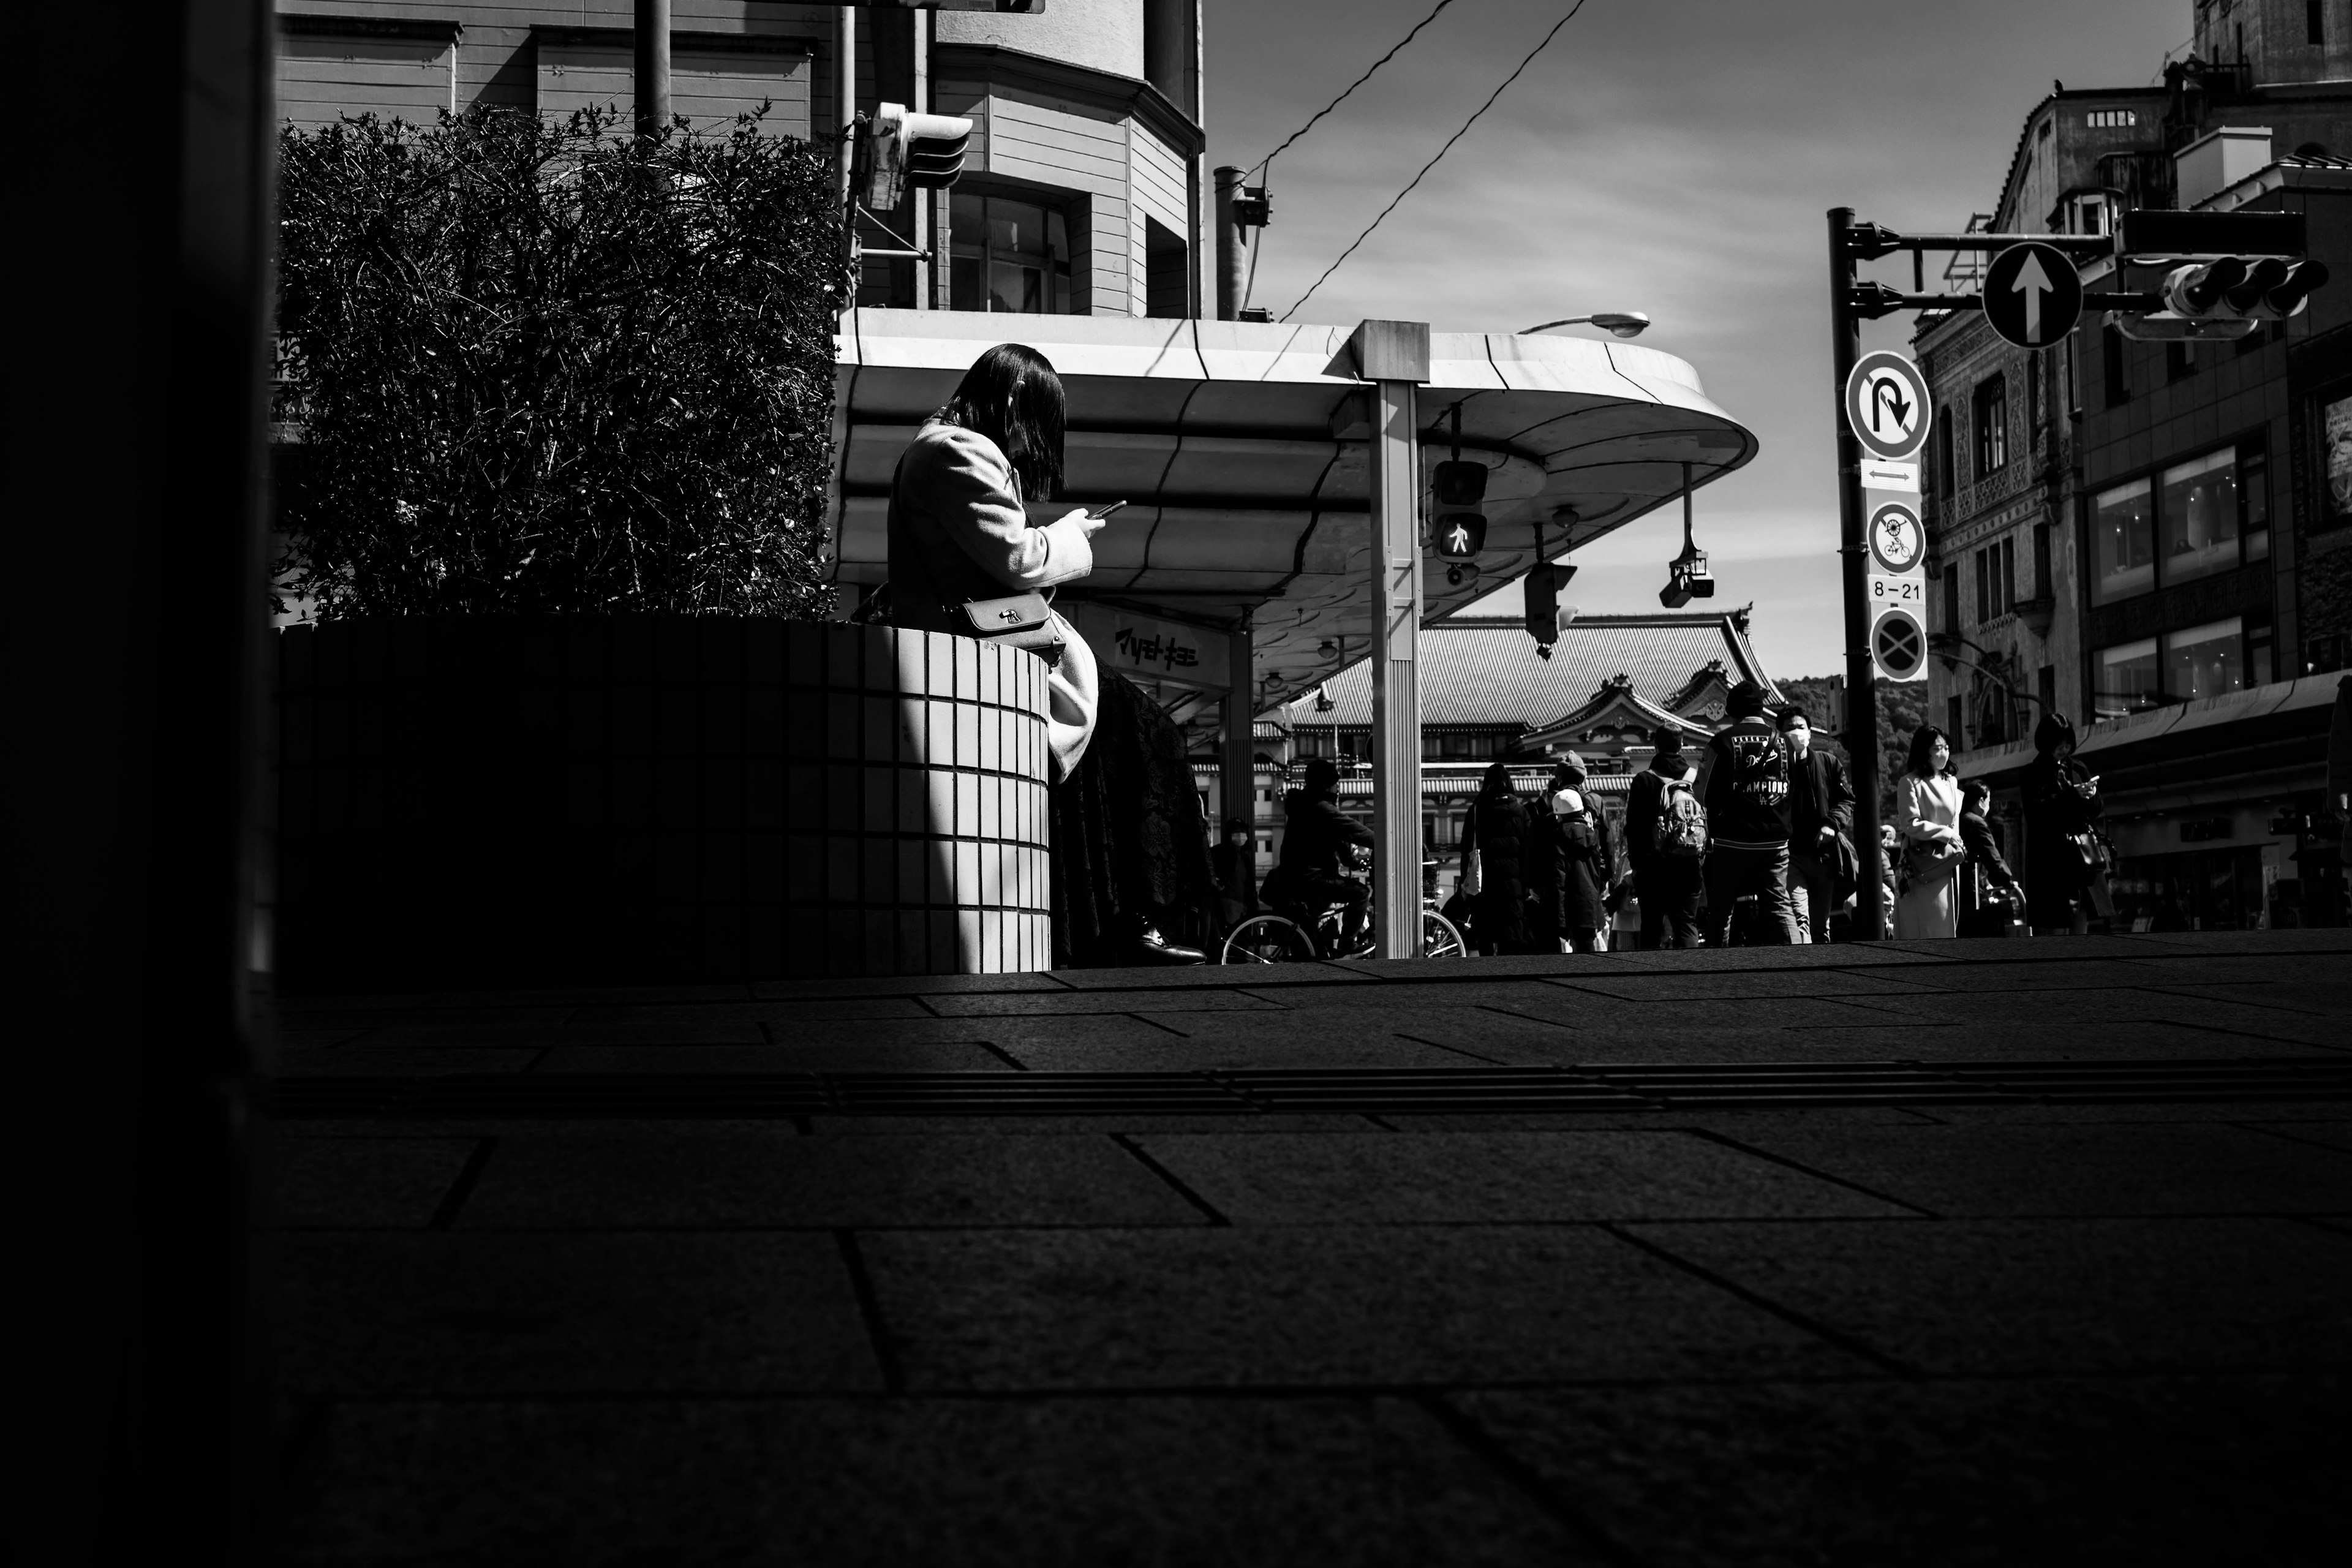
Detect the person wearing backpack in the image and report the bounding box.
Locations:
[1626,725,1704,949]
[1529,755,1612,953]
[1694,680,1803,945]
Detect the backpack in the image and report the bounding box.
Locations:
[1656,778,1707,859]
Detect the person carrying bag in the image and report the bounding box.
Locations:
[883,343,1104,780]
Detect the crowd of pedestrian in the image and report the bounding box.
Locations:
[1442,678,2100,952]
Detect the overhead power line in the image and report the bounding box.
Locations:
[1249,0,1460,179]
[1281,0,1592,324]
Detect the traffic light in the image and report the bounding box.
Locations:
[864,103,973,209]
[1525,560,1575,658]
[2113,209,2329,342]
[1431,458,1487,562]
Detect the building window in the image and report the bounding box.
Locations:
[2324,393,2352,532]
[2032,521,2052,600]
[2310,0,2326,45]
[950,194,1074,315]
[1946,694,1964,742]
[2089,477,2155,605]
[2086,110,2137,129]
[1973,376,2007,475]
[2243,450,2271,560]
[2102,324,2128,405]
[2037,663,2057,716]
[2158,448,2240,585]
[2166,616,2244,703]
[2166,341,2195,381]
[1144,216,1189,320]
[1974,535,2016,623]
[1941,562,1961,636]
[2094,619,2257,718]
[2027,356,2043,440]
[1935,414,1956,497]
[2088,443,2261,605]
[2094,636,2160,717]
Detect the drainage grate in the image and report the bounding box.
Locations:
[265,1057,2352,1120]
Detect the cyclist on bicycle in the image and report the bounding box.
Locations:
[1261,758,1373,955]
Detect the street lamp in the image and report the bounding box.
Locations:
[1521,312,1651,339]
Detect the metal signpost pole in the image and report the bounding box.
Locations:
[1355,320,1431,959]
[635,0,671,139]
[1827,208,1885,934]
[1223,614,1254,853]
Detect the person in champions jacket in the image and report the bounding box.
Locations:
[1694,680,1803,945]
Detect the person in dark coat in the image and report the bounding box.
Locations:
[2022,712,2106,935]
[1777,704,1855,943]
[1458,762,1532,954]
[1957,778,2024,937]
[1528,755,1611,953]
[1626,725,1703,950]
[1696,680,1802,946]
[1210,817,1257,933]
[1265,758,1373,952]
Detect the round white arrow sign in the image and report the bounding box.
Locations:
[1983,241,2084,351]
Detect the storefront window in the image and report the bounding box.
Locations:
[2158,449,2239,584]
[2093,638,2159,717]
[2090,478,2154,605]
[2166,616,2244,703]
[949,194,1073,315]
[2244,451,2270,561]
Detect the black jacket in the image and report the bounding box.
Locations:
[1528,791,1612,937]
[1278,788,1372,880]
[1700,717,1795,850]
[1626,752,1694,872]
[1461,793,1533,948]
[1959,809,2018,889]
[1789,749,1855,847]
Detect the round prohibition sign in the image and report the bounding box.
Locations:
[1868,502,1926,575]
[1983,241,2083,351]
[1871,606,1927,681]
[1844,350,1932,462]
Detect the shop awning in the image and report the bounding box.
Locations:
[831,310,1757,707]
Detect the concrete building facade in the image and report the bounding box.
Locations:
[1914,2,2352,930]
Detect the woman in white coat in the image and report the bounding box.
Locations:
[1893,724,1965,939]
[884,343,1102,779]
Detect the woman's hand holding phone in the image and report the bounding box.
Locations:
[1064,500,1126,537]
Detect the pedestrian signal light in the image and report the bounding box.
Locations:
[1433,460,1487,508]
[1433,511,1485,561]
[865,103,973,209]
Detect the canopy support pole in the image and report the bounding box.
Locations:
[1354,320,1431,960]
[1221,614,1254,854]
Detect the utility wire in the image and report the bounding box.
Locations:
[1248,0,1460,179]
[1280,0,1591,324]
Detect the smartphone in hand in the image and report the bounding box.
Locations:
[1087,500,1129,520]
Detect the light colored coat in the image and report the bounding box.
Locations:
[885,420,1099,777]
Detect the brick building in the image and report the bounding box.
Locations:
[1914,0,2351,930]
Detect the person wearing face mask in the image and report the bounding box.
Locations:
[1893,725,1964,938]
[1776,704,1854,943]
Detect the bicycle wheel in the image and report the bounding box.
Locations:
[1420,909,1468,959]
[1220,913,1317,965]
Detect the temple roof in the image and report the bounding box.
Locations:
[1272,610,1779,734]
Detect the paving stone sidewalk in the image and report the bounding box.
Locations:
[266,931,2352,1565]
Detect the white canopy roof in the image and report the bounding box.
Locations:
[831,309,1758,707]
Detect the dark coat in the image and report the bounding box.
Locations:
[1460,793,1532,949]
[1625,752,1693,873]
[1789,748,1855,849]
[1276,789,1373,881]
[2022,751,2103,928]
[1959,809,2019,889]
[1528,790,1612,940]
[1048,669,1219,965]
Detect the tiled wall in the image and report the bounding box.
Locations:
[272,619,1052,988]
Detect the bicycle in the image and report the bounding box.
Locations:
[1219,854,1468,965]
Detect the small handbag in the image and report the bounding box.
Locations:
[958,591,1066,665]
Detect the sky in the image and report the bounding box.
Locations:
[1199,0,2191,679]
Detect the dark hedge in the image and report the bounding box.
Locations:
[274,107,842,618]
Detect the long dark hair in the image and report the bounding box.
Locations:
[935,343,1065,501]
[1478,761,1518,800]
[1905,725,1956,780]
